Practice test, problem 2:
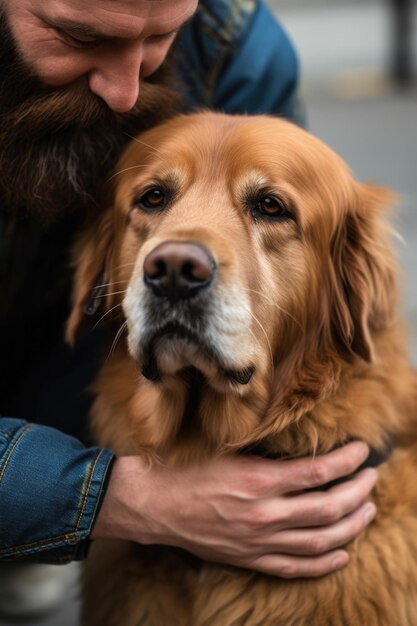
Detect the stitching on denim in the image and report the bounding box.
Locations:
[4,553,73,564]
[75,448,105,531]
[0,531,80,555]
[0,424,32,483]
[0,445,107,557]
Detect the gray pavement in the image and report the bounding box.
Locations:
[1,4,416,626]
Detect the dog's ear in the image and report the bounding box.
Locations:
[328,184,397,362]
[66,210,114,345]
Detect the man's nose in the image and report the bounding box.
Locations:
[88,44,143,113]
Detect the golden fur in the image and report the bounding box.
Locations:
[67,112,417,626]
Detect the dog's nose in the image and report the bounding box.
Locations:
[143,242,215,302]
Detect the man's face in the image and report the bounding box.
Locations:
[0,0,197,218]
[3,0,197,112]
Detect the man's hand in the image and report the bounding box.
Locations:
[91,442,377,578]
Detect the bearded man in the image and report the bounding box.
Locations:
[0,0,377,614]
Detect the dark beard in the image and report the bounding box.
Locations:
[0,11,183,222]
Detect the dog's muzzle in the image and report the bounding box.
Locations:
[133,240,255,386]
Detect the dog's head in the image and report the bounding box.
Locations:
[67,113,397,449]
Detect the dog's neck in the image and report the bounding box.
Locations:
[128,366,271,461]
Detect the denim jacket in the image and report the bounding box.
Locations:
[0,0,301,562]
[0,419,113,562]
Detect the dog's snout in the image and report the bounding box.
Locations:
[143,242,215,302]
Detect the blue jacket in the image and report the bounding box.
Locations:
[0,0,301,562]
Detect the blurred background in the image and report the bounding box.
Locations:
[268,0,417,364]
[0,1,416,625]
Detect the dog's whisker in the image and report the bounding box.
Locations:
[123,132,163,156]
[392,227,406,246]
[247,310,274,382]
[107,164,148,182]
[241,287,277,307]
[244,323,269,375]
[112,262,136,272]
[93,280,129,289]
[94,289,127,299]
[242,288,303,332]
[107,321,128,361]
[93,302,124,329]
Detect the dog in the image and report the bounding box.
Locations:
[67,112,417,626]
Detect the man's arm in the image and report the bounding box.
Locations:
[92,442,377,578]
[0,419,376,575]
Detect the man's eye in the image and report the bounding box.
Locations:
[56,30,100,49]
[147,31,177,44]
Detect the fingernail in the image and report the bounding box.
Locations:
[332,552,348,570]
[367,468,379,485]
[364,503,376,525]
[356,442,370,462]
[358,467,378,485]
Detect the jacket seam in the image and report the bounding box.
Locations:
[0,424,32,483]
[75,448,105,530]
[0,531,81,556]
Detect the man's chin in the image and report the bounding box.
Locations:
[0,126,118,220]
[0,80,181,221]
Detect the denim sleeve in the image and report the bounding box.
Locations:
[0,418,114,563]
[177,0,306,125]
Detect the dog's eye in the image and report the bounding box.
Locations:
[135,187,167,212]
[254,196,289,220]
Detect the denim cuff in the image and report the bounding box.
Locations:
[0,418,114,563]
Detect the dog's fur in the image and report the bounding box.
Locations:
[67,112,417,626]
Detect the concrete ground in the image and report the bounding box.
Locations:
[1,2,416,625]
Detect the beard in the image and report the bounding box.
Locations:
[0,11,182,222]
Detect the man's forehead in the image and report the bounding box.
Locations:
[60,0,196,17]
[34,0,197,36]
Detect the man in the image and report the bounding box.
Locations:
[0,0,377,591]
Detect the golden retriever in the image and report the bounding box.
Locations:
[67,112,417,626]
